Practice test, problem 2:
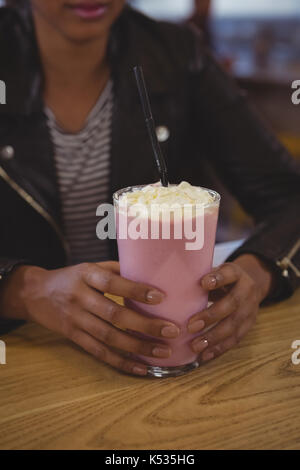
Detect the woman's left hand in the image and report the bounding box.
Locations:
[188,255,274,363]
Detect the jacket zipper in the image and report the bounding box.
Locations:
[0,165,69,256]
[276,238,300,278]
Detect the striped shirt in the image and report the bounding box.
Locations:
[45,80,113,265]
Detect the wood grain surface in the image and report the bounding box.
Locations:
[0,291,300,450]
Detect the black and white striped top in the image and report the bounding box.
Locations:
[45,80,113,265]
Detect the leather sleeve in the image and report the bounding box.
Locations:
[0,258,29,334]
[188,28,300,302]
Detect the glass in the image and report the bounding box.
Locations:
[113,184,220,378]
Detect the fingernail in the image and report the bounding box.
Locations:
[152,346,171,358]
[133,366,148,376]
[206,275,217,289]
[161,324,180,338]
[192,338,209,353]
[146,290,165,304]
[202,351,214,362]
[188,319,205,334]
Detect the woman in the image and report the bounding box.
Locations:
[0,0,299,376]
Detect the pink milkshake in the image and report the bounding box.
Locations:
[114,182,220,377]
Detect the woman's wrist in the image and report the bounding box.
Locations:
[232,254,276,303]
[0,265,45,322]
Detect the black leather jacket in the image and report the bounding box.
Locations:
[0,5,299,333]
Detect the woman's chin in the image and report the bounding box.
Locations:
[57,8,122,43]
[62,24,110,43]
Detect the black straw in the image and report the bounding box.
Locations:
[133,65,169,187]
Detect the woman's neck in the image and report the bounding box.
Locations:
[33,13,111,133]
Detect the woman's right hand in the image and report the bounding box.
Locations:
[0,262,180,376]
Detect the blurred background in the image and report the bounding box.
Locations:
[130,0,300,241]
[1,0,300,241]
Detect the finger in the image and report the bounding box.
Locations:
[191,315,234,354]
[81,263,165,305]
[208,286,230,302]
[201,263,241,291]
[79,285,180,339]
[201,336,237,362]
[74,309,171,359]
[191,307,248,354]
[188,285,242,333]
[200,313,257,362]
[96,261,120,274]
[70,329,148,376]
[188,273,254,332]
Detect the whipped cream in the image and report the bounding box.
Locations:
[118,181,216,208]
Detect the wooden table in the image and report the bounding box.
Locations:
[0,290,300,450]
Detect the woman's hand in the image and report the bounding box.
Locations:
[188,254,275,363]
[0,262,180,376]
